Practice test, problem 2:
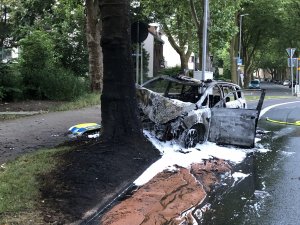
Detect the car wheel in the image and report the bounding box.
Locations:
[184,124,205,148]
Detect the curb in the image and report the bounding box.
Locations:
[266,117,300,126]
[0,110,48,115]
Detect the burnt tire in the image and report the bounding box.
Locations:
[183,124,205,148]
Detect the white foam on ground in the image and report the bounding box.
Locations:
[135,131,248,186]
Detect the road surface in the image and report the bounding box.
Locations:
[0,105,101,164]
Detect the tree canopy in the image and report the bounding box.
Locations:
[2,0,300,101]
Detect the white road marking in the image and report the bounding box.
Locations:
[260,101,300,118]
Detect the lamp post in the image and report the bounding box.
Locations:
[237,13,249,86]
[201,0,209,80]
[238,14,249,59]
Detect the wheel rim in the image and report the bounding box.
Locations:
[184,128,199,148]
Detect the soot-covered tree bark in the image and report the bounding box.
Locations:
[99,0,142,142]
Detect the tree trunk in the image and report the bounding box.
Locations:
[164,27,191,72]
[99,0,142,142]
[230,35,238,84]
[180,54,189,71]
[86,0,103,92]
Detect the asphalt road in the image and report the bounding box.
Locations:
[1,82,299,165]
[245,81,293,97]
[257,82,300,123]
[0,105,101,165]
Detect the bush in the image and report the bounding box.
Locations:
[18,30,88,101]
[158,66,182,76]
[0,62,23,102]
[19,31,58,99]
[41,67,89,101]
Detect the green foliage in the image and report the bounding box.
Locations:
[6,0,88,77]
[241,0,295,76]
[159,66,182,76]
[18,30,88,101]
[18,30,56,99]
[44,0,88,76]
[140,0,197,69]
[0,62,23,101]
[41,68,89,101]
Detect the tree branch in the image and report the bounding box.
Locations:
[162,22,184,55]
[189,0,201,32]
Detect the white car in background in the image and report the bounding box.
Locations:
[283,80,290,86]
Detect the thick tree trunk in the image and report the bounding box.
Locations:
[86,0,103,92]
[99,0,142,142]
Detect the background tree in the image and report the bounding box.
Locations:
[241,0,286,86]
[86,0,103,92]
[6,0,99,89]
[18,30,87,100]
[0,1,9,49]
[141,0,197,71]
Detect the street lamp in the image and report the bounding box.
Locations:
[238,14,249,59]
[201,0,209,80]
[237,13,249,86]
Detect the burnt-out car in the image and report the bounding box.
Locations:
[136,75,265,148]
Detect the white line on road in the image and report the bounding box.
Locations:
[260,101,300,118]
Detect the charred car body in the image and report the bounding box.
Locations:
[136,75,265,148]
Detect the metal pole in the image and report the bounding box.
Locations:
[237,16,242,86]
[135,22,140,84]
[201,0,209,80]
[296,58,299,95]
[298,58,300,86]
[238,14,249,58]
[140,44,143,85]
[291,54,294,96]
[237,14,249,86]
[238,16,243,59]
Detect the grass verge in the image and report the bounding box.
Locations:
[0,114,28,121]
[0,146,71,224]
[50,93,100,112]
[245,95,295,101]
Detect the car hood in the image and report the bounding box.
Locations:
[136,85,197,124]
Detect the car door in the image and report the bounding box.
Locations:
[208,89,265,148]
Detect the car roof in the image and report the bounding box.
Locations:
[142,74,240,88]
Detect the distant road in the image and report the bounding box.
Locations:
[246,81,299,109]
[243,81,300,123]
[244,81,293,97]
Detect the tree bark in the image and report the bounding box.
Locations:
[86,0,103,92]
[99,0,142,142]
[189,0,203,69]
[163,24,191,71]
[230,35,238,84]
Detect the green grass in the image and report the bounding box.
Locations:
[50,92,100,112]
[245,95,295,101]
[0,114,27,121]
[0,147,70,223]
